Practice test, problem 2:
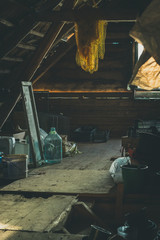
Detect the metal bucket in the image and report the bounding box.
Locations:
[121,164,148,193]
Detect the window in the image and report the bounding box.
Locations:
[137,43,144,60]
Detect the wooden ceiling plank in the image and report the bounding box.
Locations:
[17,43,36,51]
[2,56,23,62]
[29,30,45,37]
[9,22,66,87]
[0,18,38,59]
[0,19,14,27]
[0,0,63,59]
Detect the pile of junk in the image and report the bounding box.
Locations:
[81,208,160,239]
[110,119,160,194]
[71,126,110,143]
[0,128,79,181]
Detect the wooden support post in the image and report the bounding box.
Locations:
[0,0,63,59]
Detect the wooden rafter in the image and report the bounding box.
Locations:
[0,22,65,129]
[0,0,63,59]
[20,22,65,83]
[0,18,38,59]
[50,24,74,48]
[33,37,75,85]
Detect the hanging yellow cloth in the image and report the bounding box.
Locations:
[75,19,107,73]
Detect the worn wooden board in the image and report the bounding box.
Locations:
[1,169,114,194]
[52,141,121,171]
[0,231,84,240]
[1,141,119,194]
[0,194,77,232]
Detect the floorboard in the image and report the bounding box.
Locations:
[1,139,121,194]
[0,139,121,240]
[0,194,77,232]
[0,231,85,240]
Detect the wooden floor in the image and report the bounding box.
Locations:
[0,231,84,240]
[1,139,121,194]
[0,139,121,240]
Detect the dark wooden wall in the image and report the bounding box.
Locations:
[34,95,160,137]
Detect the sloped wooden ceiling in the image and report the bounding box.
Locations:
[0,0,153,128]
[33,22,134,92]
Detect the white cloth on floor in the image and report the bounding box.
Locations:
[109,157,131,184]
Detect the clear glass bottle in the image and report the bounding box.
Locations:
[44,127,62,164]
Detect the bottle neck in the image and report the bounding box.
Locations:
[50,127,56,134]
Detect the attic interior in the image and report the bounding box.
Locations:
[1,0,160,239]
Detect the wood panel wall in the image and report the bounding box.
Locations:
[34,96,160,137]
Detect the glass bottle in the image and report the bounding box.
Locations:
[44,127,62,164]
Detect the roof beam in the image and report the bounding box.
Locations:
[0,22,65,130]
[50,24,74,47]
[33,37,75,85]
[0,18,38,59]
[32,25,75,84]
[37,7,138,22]
[0,0,63,59]
[0,1,74,129]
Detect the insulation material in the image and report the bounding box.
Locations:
[75,19,107,73]
[130,0,160,65]
[131,56,160,90]
[129,50,160,90]
[129,0,160,90]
